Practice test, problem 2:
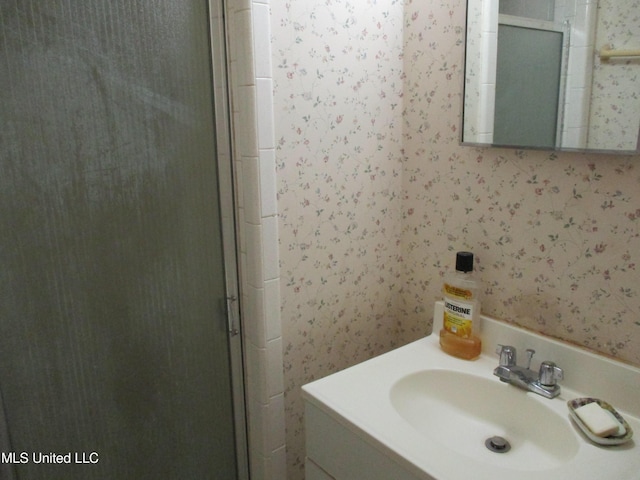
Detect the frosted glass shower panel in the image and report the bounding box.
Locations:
[0,1,238,478]
[494,24,564,148]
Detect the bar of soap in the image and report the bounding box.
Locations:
[574,402,621,437]
[604,409,626,436]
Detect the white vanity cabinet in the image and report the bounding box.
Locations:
[305,401,430,480]
[302,302,640,480]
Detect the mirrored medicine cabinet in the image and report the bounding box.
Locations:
[461,0,640,154]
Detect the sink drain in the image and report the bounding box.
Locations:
[485,436,511,453]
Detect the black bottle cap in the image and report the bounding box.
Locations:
[455,251,474,272]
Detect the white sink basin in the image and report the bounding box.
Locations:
[303,302,640,480]
[391,370,579,471]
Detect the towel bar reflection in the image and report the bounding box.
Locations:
[599,45,640,60]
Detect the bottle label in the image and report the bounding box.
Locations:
[443,283,473,300]
[443,283,475,338]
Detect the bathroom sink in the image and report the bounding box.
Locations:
[390,370,579,471]
[303,302,640,480]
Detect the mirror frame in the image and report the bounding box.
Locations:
[459,0,640,156]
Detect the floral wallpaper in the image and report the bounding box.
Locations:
[271,1,640,478]
[588,0,640,151]
[272,1,405,477]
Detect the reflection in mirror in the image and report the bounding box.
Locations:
[462,0,640,154]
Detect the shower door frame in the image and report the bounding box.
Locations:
[208,2,250,479]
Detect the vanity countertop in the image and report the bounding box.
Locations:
[303,302,640,480]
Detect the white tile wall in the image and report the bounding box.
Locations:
[478,25,497,137]
[226,1,286,479]
[244,283,266,347]
[264,279,281,340]
[257,78,276,149]
[236,86,259,155]
[465,0,498,143]
[252,3,273,78]
[234,9,256,87]
[558,0,596,148]
[259,148,278,217]
[242,157,262,225]
[262,216,279,281]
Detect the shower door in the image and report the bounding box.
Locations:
[0,1,246,479]
[494,24,564,148]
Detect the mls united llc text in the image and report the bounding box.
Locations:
[2,451,99,464]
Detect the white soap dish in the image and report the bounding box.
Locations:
[568,398,633,446]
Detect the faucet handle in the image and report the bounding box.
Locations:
[495,345,517,367]
[539,361,564,386]
[524,349,536,369]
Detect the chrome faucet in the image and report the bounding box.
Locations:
[493,345,563,399]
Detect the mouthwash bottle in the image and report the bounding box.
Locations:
[440,251,482,360]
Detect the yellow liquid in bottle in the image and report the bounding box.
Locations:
[440,252,482,360]
[439,328,482,360]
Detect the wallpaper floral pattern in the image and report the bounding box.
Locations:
[272,2,405,477]
[271,1,640,478]
[588,0,640,150]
